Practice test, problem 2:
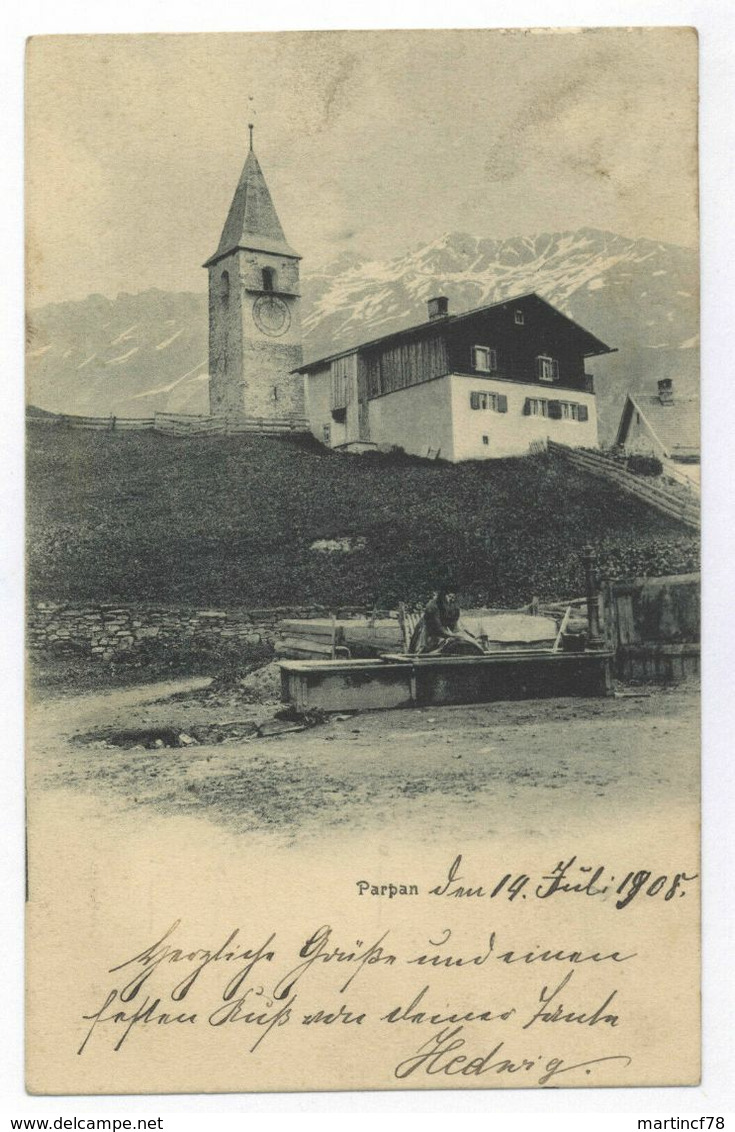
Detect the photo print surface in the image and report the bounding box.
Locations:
[25,28,700,1094]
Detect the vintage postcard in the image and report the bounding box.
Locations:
[25,29,700,1093]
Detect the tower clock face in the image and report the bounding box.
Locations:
[252,294,291,337]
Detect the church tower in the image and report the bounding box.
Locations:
[204,126,304,419]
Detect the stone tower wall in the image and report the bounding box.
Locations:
[208,253,245,416]
[239,249,300,295]
[209,249,304,418]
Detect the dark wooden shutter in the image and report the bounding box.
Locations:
[548,400,562,420]
[497,394,508,413]
[523,398,531,416]
[578,403,589,422]
[470,392,480,410]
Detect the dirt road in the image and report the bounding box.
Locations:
[27,677,699,846]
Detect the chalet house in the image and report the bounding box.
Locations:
[296,294,614,461]
[615,379,700,490]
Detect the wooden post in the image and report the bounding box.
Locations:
[552,605,572,653]
[602,580,617,652]
[582,545,605,651]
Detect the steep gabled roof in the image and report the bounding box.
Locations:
[295,292,615,373]
[616,393,700,457]
[204,144,299,267]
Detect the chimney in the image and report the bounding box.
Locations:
[658,378,674,405]
[427,296,449,321]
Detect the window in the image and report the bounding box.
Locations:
[525,398,588,422]
[262,266,276,292]
[471,391,496,411]
[558,401,589,422]
[470,391,508,413]
[514,310,525,325]
[482,435,489,446]
[536,355,559,382]
[473,346,497,373]
[322,424,331,445]
[220,270,230,307]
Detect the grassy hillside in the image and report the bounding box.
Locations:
[26,429,699,609]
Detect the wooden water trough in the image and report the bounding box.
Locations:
[279,658,415,713]
[279,547,613,712]
[279,649,613,712]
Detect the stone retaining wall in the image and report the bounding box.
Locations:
[28,602,378,662]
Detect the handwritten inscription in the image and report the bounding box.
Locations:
[392,1029,632,1084]
[77,922,636,1086]
[75,851,698,1087]
[427,854,698,908]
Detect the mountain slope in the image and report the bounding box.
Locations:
[26,228,698,443]
[26,290,210,418]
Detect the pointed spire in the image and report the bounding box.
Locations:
[205,131,300,266]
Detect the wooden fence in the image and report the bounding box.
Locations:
[154,412,309,437]
[27,411,309,437]
[27,413,155,431]
[603,572,700,682]
[547,441,700,531]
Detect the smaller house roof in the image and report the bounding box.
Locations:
[617,393,700,457]
[295,292,615,374]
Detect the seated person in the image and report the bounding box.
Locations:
[408,588,484,655]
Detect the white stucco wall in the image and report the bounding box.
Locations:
[622,412,666,459]
[665,459,700,490]
[307,369,598,460]
[367,378,455,460]
[449,375,598,460]
[304,366,346,447]
[621,407,700,490]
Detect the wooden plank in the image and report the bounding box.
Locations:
[275,637,337,658]
[615,594,637,645]
[552,605,572,653]
[549,443,699,529]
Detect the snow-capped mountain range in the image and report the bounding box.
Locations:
[27,228,698,443]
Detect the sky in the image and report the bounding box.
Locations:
[25,28,699,306]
